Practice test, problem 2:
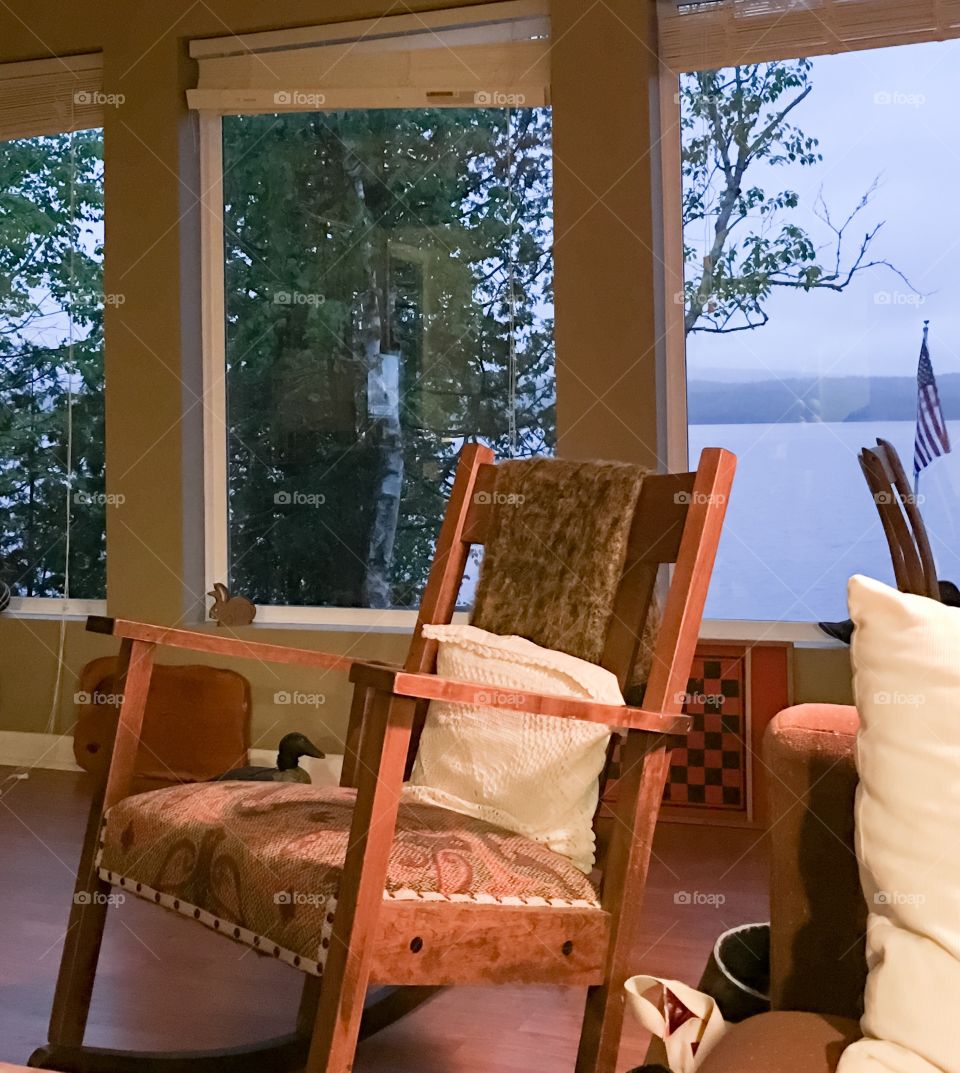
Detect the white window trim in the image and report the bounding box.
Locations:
[7,597,107,620]
[199,110,229,607]
[658,30,862,646]
[660,72,688,478]
[700,618,842,646]
[200,109,442,630]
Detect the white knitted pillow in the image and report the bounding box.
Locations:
[403,623,624,874]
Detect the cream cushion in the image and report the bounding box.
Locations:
[404,623,624,873]
[839,575,960,1073]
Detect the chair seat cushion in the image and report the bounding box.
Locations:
[696,1012,861,1073]
[97,782,600,976]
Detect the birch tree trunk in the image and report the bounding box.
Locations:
[345,142,404,608]
[360,287,404,608]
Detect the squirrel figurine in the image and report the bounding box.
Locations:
[207,583,256,627]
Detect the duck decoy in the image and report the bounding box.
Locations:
[215,732,325,783]
[208,582,256,627]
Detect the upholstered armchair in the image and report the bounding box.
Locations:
[697,702,865,1073]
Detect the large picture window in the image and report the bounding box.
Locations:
[220,107,553,610]
[0,125,105,605]
[195,4,554,618]
[668,26,960,624]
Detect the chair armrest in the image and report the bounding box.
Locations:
[87,616,364,674]
[349,660,692,735]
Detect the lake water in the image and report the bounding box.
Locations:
[688,421,960,622]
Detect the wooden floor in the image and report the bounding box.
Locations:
[0,768,768,1071]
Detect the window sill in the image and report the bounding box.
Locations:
[4,598,107,621]
[244,608,844,647]
[700,619,847,647]
[248,606,470,633]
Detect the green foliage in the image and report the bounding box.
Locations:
[0,130,105,598]
[0,111,554,608]
[222,108,554,608]
[681,61,892,336]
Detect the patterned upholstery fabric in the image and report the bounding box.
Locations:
[471,457,659,683]
[97,782,600,976]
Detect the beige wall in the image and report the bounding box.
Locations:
[793,645,854,707]
[0,0,854,751]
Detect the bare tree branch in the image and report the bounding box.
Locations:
[681,61,919,337]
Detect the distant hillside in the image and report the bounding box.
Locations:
[688,373,960,424]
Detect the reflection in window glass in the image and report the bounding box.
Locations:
[0,130,105,598]
[222,108,554,608]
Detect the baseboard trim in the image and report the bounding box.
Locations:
[0,733,343,787]
[0,731,83,772]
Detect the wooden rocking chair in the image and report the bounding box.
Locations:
[32,443,735,1073]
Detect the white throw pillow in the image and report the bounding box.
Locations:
[838,575,960,1073]
[403,623,624,874]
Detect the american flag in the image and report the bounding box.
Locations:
[914,322,951,481]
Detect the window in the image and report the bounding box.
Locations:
[0,55,106,611]
[661,3,960,625]
[195,4,553,618]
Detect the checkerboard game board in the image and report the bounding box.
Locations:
[663,654,746,809]
[599,651,748,817]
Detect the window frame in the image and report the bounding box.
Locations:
[202,110,434,629]
[658,3,960,642]
[0,54,108,619]
[656,12,940,643]
[659,67,857,644]
[196,5,553,627]
[9,597,107,620]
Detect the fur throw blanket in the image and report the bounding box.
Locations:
[471,456,660,686]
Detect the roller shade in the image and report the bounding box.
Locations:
[0,53,104,142]
[659,0,960,72]
[187,1,550,112]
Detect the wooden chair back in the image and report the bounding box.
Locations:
[859,438,938,599]
[393,443,736,880]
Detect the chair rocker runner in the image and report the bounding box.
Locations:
[32,443,735,1073]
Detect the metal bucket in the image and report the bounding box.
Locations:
[697,921,771,1023]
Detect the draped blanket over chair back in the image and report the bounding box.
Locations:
[471,457,659,681]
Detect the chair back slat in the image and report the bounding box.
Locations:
[461,467,696,563]
[406,443,494,675]
[859,440,938,599]
[625,473,696,562]
[460,464,498,544]
[876,438,938,598]
[595,448,734,908]
[600,561,659,693]
[641,449,735,716]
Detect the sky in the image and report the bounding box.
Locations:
[684,38,960,385]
